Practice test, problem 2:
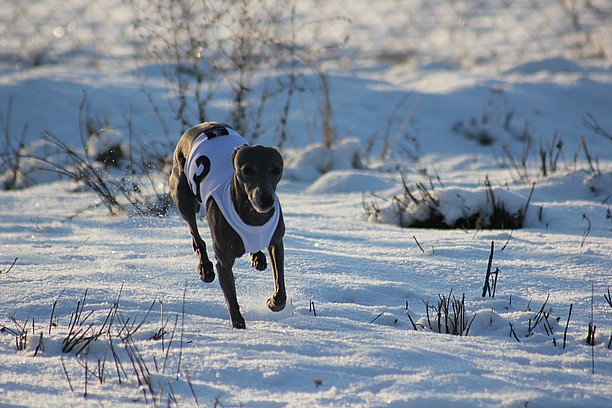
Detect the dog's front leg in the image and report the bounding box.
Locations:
[267,240,286,312]
[216,258,246,329]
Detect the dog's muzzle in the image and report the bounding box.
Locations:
[250,189,276,213]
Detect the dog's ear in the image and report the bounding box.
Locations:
[271,147,283,167]
[232,145,247,168]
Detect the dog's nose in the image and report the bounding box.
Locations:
[252,190,275,213]
[259,193,275,211]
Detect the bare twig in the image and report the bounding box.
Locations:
[589,283,595,373]
[581,214,591,247]
[123,336,154,404]
[184,370,201,407]
[580,137,600,178]
[563,303,573,350]
[500,230,513,251]
[163,314,179,375]
[604,288,612,308]
[62,290,103,355]
[413,235,425,253]
[48,289,65,336]
[370,312,385,324]
[84,357,89,398]
[2,317,29,351]
[1,257,18,274]
[34,332,44,356]
[176,288,187,378]
[406,316,418,331]
[405,301,418,330]
[583,112,612,141]
[151,299,168,343]
[61,356,74,393]
[117,300,156,340]
[482,241,495,297]
[520,182,536,226]
[107,332,127,384]
[309,300,317,317]
[509,322,521,342]
[423,290,474,336]
[528,294,551,336]
[491,268,500,298]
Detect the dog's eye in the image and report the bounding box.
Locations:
[242,166,255,176]
[271,167,282,176]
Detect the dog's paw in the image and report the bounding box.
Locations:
[231,316,246,329]
[198,261,215,283]
[249,251,267,271]
[267,295,286,312]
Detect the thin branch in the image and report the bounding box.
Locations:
[413,235,425,253]
[583,112,612,141]
[176,288,187,378]
[1,257,18,274]
[563,303,573,349]
[482,241,495,297]
[61,357,74,393]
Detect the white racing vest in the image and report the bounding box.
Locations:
[184,127,281,253]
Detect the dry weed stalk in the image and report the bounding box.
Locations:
[0,257,18,274]
[422,289,475,336]
[481,241,499,298]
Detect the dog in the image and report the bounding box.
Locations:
[169,122,286,329]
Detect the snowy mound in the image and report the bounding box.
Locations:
[284,139,362,183]
[306,170,396,194]
[370,185,531,229]
[504,57,585,75]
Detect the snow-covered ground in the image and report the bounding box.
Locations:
[1,0,611,407]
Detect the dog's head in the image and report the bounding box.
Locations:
[233,145,283,213]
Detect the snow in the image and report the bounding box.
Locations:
[1,0,611,407]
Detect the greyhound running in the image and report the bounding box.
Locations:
[169,122,286,329]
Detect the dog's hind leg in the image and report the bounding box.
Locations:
[249,251,267,271]
[170,168,215,283]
